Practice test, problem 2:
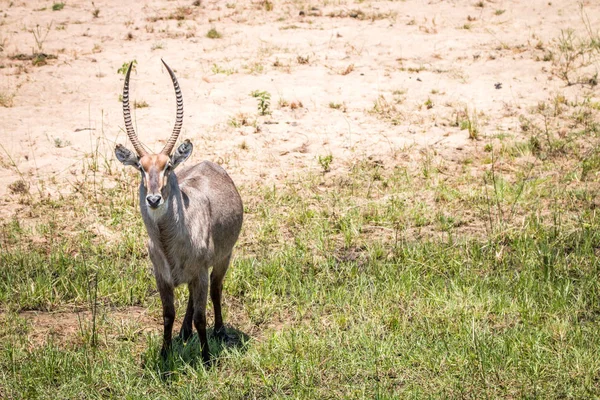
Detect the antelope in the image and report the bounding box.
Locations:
[114,60,243,364]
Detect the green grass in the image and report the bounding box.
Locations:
[1,97,600,397]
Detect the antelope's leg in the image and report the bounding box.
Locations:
[157,278,175,359]
[191,271,210,363]
[211,253,232,340]
[179,285,194,341]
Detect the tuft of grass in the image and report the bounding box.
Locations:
[370,95,403,125]
[52,2,65,11]
[207,28,222,39]
[8,179,29,195]
[262,0,273,11]
[289,100,303,110]
[456,106,479,139]
[169,6,193,20]
[30,22,53,54]
[340,64,354,75]
[151,42,164,51]
[91,2,100,18]
[245,62,264,75]
[228,112,254,128]
[297,55,310,65]
[329,102,346,112]
[53,138,71,148]
[133,100,149,109]
[212,64,237,75]
[0,90,15,107]
[548,8,600,87]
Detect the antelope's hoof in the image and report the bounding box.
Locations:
[160,346,171,360]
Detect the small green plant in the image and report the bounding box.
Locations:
[52,2,65,11]
[53,138,71,148]
[212,64,237,75]
[207,28,222,39]
[457,106,479,139]
[228,113,253,127]
[494,9,505,15]
[424,98,433,109]
[117,60,137,75]
[250,90,271,116]
[246,62,264,74]
[329,102,347,112]
[318,154,333,173]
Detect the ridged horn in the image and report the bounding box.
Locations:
[160,59,184,155]
[122,62,148,156]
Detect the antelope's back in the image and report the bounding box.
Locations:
[177,161,243,254]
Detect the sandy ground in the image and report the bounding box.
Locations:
[0,0,599,217]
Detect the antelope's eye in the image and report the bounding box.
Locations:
[165,163,172,172]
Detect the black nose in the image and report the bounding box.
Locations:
[146,195,162,208]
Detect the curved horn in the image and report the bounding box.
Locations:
[122,62,148,156]
[160,59,184,155]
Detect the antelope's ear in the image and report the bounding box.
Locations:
[115,144,139,167]
[171,139,193,168]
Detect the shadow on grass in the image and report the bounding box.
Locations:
[142,325,250,380]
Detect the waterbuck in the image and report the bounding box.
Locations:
[114,60,243,364]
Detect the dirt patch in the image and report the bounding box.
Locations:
[1,300,271,348]
[1,0,598,218]
[1,307,160,348]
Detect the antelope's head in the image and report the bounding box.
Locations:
[115,60,193,213]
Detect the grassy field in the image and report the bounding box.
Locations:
[1,92,600,398]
